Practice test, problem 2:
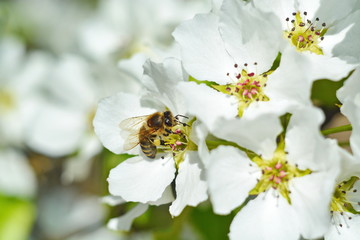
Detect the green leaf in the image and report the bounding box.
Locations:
[0,195,35,240]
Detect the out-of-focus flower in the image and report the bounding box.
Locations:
[26,54,141,183]
[94,58,208,217]
[0,37,51,147]
[206,107,340,240]
[77,0,212,61]
[36,188,105,240]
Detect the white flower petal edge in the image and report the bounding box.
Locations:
[207,146,260,215]
[212,114,282,159]
[169,151,208,217]
[93,92,155,154]
[229,190,300,240]
[107,203,149,231]
[142,58,188,115]
[337,66,360,158]
[108,155,176,203]
[176,81,238,131]
[101,195,126,206]
[219,0,283,73]
[290,172,335,239]
[173,13,235,84]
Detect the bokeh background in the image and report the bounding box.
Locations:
[0,0,350,239]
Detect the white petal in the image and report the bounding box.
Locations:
[212,115,282,159]
[219,0,283,73]
[177,82,238,131]
[325,213,360,240]
[173,13,235,84]
[312,0,357,26]
[26,103,86,157]
[229,191,300,240]
[253,0,296,29]
[93,92,155,154]
[142,58,187,114]
[0,149,37,198]
[169,152,208,217]
[346,179,360,212]
[207,146,260,214]
[108,156,176,203]
[61,135,103,184]
[330,10,360,64]
[107,203,149,231]
[101,195,126,206]
[149,185,175,206]
[290,172,335,239]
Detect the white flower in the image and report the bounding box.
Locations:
[252,0,359,66]
[77,0,212,61]
[326,66,360,240]
[0,37,51,147]
[93,58,208,217]
[173,0,344,131]
[206,106,340,240]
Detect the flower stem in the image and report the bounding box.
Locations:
[321,124,352,136]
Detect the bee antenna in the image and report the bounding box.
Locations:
[175,114,189,119]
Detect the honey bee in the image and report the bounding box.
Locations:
[119,111,177,159]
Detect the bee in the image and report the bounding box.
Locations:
[119,111,177,159]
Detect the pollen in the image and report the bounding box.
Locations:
[249,140,312,204]
[157,118,197,167]
[212,63,270,117]
[284,11,327,55]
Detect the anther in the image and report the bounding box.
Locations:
[234,64,238,68]
[286,17,289,21]
[292,12,296,16]
[304,11,307,15]
[354,189,358,193]
[244,63,248,67]
[299,22,305,27]
[322,23,326,27]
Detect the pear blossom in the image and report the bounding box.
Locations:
[252,0,360,66]
[173,0,348,132]
[93,58,207,217]
[325,66,360,239]
[206,107,340,240]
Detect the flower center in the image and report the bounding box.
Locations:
[154,118,197,167]
[330,176,360,229]
[0,88,16,114]
[284,11,327,55]
[249,140,312,204]
[212,63,270,117]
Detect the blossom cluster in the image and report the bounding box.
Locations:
[93,0,360,239]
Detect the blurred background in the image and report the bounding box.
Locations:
[0,0,350,240]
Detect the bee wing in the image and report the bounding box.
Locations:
[119,115,148,131]
[123,131,140,150]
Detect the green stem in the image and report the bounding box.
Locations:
[321,124,352,136]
